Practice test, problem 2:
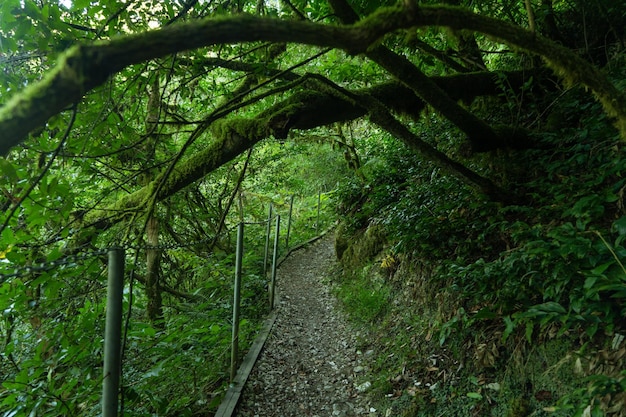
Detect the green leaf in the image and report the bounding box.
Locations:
[585,323,599,338]
[502,316,515,343]
[532,301,567,314]
[1,227,16,246]
[23,0,42,20]
[525,322,534,343]
[0,159,19,182]
[612,216,626,235]
[144,361,165,378]
[473,307,498,320]
[596,284,626,297]
[73,0,92,9]
[2,381,24,390]
[466,392,483,400]
[584,275,598,290]
[590,261,613,276]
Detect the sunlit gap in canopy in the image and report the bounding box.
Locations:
[54,0,282,20]
[55,0,280,9]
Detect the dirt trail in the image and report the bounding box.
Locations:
[235,234,375,417]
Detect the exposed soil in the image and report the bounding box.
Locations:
[235,234,376,417]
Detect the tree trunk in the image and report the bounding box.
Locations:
[329,0,502,151]
[144,78,163,326]
[81,70,540,229]
[525,0,537,33]
[146,215,163,324]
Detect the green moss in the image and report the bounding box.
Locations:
[334,222,350,260]
[210,117,268,140]
[353,7,402,27]
[338,223,386,272]
[265,90,320,117]
[159,141,223,195]
[506,397,530,417]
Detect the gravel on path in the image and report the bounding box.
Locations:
[235,234,376,417]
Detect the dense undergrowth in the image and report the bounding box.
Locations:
[333,59,626,417]
[0,140,345,416]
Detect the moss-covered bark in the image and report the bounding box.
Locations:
[330,1,626,139]
[366,47,504,152]
[405,5,626,138]
[83,116,269,228]
[0,12,405,155]
[328,0,539,151]
[83,71,533,228]
[353,91,513,203]
[145,216,163,324]
[144,79,163,326]
[2,4,621,155]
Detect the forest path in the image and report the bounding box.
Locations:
[234,233,376,417]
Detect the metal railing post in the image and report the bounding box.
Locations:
[269,215,281,310]
[263,203,272,275]
[230,223,244,382]
[102,248,125,417]
[316,191,321,233]
[286,195,294,249]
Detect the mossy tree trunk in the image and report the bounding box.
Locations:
[146,215,163,325]
[144,77,164,325]
[1,4,625,155]
[330,0,505,152]
[82,70,536,230]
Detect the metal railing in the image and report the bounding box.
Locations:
[0,191,332,417]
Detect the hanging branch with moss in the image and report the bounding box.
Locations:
[1,4,625,156]
[83,69,535,230]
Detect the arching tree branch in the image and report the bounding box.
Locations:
[0,12,403,156]
[83,70,534,228]
[1,5,624,156]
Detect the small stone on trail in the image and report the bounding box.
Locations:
[355,381,372,392]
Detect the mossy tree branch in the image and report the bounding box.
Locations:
[0,13,394,156]
[405,4,626,138]
[84,71,532,228]
[367,45,507,152]
[307,74,514,203]
[331,0,508,152]
[1,4,623,156]
[332,0,508,151]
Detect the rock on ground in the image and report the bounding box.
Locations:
[235,234,374,417]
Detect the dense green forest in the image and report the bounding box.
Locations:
[0,0,625,416]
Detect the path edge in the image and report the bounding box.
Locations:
[276,225,335,269]
[214,310,277,417]
[214,226,335,417]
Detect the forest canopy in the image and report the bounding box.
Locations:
[1,0,625,210]
[1,0,625,416]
